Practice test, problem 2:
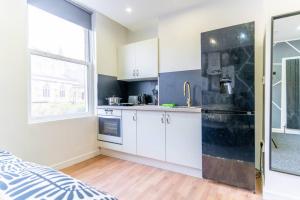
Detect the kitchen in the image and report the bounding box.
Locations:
[97,22,256,191]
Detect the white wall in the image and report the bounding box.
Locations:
[95,13,128,77]
[0,0,98,169]
[127,27,158,43]
[264,1,300,199]
[157,0,265,170]
[158,0,265,73]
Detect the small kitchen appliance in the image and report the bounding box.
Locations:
[106,96,122,105]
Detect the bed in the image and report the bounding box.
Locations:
[0,150,117,200]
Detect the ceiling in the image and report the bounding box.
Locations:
[274,14,300,42]
[73,0,208,31]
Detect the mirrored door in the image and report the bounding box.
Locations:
[271,12,300,176]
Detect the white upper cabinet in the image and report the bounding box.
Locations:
[118,44,136,80]
[165,112,202,169]
[137,111,166,161]
[135,38,158,79]
[118,38,158,80]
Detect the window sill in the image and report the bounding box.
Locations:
[28,112,96,125]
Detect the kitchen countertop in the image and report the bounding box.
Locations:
[97,105,202,113]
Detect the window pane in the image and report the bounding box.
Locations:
[31,55,88,118]
[28,5,86,61]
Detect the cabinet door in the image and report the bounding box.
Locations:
[137,111,166,161]
[166,112,202,169]
[121,110,137,154]
[118,44,135,80]
[135,38,158,79]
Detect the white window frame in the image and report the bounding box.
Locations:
[28,18,95,124]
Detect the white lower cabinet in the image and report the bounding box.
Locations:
[136,111,166,161]
[121,110,137,154]
[100,109,202,170]
[165,112,202,169]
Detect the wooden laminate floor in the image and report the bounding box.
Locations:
[62,156,262,200]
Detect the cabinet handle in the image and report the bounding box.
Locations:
[133,113,137,121]
[136,69,139,77]
[105,109,113,115]
[161,114,165,124]
[166,114,170,124]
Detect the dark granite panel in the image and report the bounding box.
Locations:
[201,22,255,190]
[202,112,255,163]
[97,74,127,105]
[202,155,255,191]
[201,22,255,112]
[201,23,254,53]
[159,70,202,106]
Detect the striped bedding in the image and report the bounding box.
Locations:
[0,150,117,200]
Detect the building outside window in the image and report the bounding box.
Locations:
[60,85,65,98]
[28,0,93,121]
[43,84,50,98]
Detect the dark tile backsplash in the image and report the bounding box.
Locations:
[98,70,202,106]
[97,74,127,105]
[127,80,158,104]
[127,80,157,96]
[98,74,158,105]
[159,70,202,106]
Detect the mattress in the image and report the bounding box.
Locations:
[0,150,117,200]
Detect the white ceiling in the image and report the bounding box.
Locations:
[73,0,208,31]
[274,14,300,42]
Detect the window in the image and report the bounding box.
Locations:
[28,3,92,121]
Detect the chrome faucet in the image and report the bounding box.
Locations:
[184,81,192,107]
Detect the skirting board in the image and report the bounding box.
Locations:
[263,190,300,200]
[100,149,202,178]
[50,150,100,170]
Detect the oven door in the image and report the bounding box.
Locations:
[98,116,122,144]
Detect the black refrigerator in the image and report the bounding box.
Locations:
[201,22,255,191]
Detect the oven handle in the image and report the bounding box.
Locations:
[98,115,121,119]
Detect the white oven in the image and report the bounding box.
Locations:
[97,109,122,144]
